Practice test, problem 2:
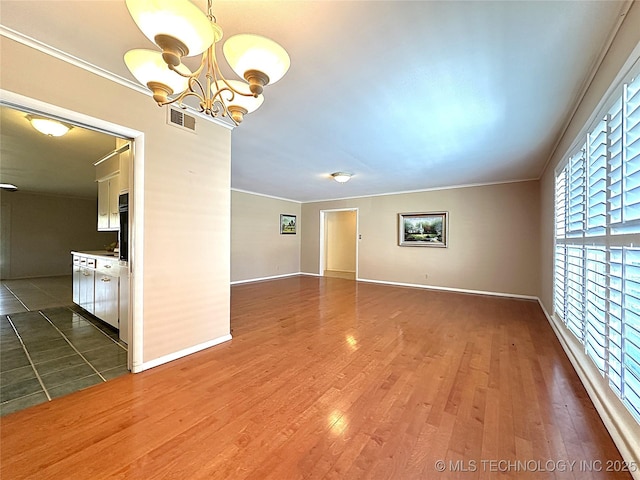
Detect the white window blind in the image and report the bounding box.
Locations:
[622,76,640,228]
[554,70,640,424]
[585,247,607,372]
[568,148,586,237]
[622,248,640,419]
[587,120,607,236]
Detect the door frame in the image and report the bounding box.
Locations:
[1,89,142,372]
[319,208,359,279]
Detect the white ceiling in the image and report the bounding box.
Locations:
[0,105,118,198]
[0,0,631,202]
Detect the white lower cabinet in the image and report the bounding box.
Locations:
[72,253,120,329]
[79,267,95,313]
[72,256,81,304]
[95,272,119,329]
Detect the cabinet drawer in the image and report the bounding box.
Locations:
[96,257,118,275]
[78,256,96,268]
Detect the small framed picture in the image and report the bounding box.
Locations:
[398,212,448,247]
[280,214,297,234]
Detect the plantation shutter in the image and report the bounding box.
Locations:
[587,119,607,236]
[622,248,640,420]
[568,148,586,237]
[621,75,640,229]
[566,246,585,341]
[585,247,607,373]
[554,68,640,423]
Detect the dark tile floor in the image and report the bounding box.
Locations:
[1,277,128,416]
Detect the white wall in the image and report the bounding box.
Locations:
[1,36,232,370]
[303,180,540,297]
[231,190,301,282]
[0,192,116,279]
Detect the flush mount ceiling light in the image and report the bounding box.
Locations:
[124,0,290,125]
[0,183,18,191]
[27,115,72,137]
[331,172,352,183]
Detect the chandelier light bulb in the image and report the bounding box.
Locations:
[125,49,192,103]
[223,34,291,94]
[214,80,264,124]
[125,0,216,63]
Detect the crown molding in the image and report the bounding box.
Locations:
[301,177,540,204]
[231,188,302,204]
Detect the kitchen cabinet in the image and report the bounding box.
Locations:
[72,255,81,304]
[95,273,118,328]
[95,140,130,232]
[97,174,119,231]
[71,252,123,332]
[79,257,95,313]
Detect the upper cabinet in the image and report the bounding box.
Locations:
[97,175,119,231]
[95,139,131,232]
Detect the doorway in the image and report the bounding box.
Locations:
[319,209,358,280]
[0,97,137,415]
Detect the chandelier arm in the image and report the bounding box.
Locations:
[207,0,217,23]
[164,52,209,105]
[211,53,256,99]
[155,89,201,109]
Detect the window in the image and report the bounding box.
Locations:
[554,70,640,423]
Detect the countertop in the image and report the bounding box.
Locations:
[71,251,127,267]
[72,250,118,259]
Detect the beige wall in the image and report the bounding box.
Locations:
[231,190,301,282]
[302,181,540,297]
[1,37,232,369]
[0,192,116,279]
[325,210,356,273]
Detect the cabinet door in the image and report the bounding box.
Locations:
[95,273,119,328]
[72,256,80,304]
[108,177,120,229]
[119,269,129,344]
[97,180,110,230]
[79,267,95,313]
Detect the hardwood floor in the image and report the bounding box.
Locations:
[0,276,631,479]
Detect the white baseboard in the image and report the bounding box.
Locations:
[133,334,232,373]
[237,273,537,301]
[356,277,539,301]
[231,272,302,285]
[537,300,640,479]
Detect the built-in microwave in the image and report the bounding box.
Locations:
[118,192,129,262]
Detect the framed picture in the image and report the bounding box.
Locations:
[280,214,297,234]
[398,212,448,247]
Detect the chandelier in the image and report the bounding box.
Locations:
[123,0,290,125]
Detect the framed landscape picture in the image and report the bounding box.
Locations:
[280,214,297,234]
[398,212,448,247]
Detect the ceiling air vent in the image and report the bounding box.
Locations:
[167,108,196,133]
